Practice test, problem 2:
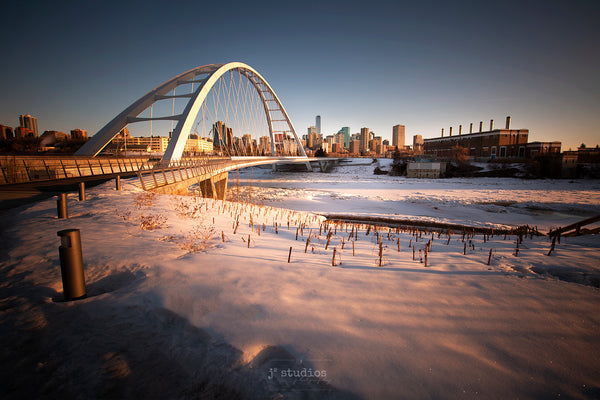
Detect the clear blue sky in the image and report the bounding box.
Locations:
[1,0,598,150]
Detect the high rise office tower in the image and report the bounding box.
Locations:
[316,115,321,135]
[19,114,38,136]
[392,124,405,149]
[337,126,350,148]
[213,121,232,150]
[349,140,360,155]
[307,126,319,149]
[360,127,369,153]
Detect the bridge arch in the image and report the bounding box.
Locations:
[75,62,307,163]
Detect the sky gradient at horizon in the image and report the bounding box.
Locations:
[1,0,598,150]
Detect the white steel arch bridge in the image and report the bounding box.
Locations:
[75,62,309,165]
[0,64,348,192]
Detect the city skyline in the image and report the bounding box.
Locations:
[0,0,598,151]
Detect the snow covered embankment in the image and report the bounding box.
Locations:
[1,179,599,399]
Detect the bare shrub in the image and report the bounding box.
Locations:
[452,144,469,165]
[116,192,167,232]
[162,225,216,253]
[171,198,204,219]
[133,192,158,208]
[116,209,133,222]
[139,214,168,230]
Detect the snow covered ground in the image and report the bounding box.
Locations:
[1,162,599,399]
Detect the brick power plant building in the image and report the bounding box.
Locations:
[423,116,555,160]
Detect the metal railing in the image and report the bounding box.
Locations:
[136,157,262,191]
[0,155,153,185]
[0,154,308,190]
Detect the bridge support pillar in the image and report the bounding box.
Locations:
[199,171,228,200]
[214,172,228,200]
[317,160,328,172]
[199,179,215,199]
[78,182,86,201]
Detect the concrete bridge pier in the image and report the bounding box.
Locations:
[199,171,228,200]
[317,159,330,172]
[316,158,341,172]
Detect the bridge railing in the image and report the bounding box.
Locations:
[136,157,236,191]
[0,155,153,185]
[0,154,302,188]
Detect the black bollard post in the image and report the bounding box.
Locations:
[78,182,86,201]
[115,175,121,191]
[57,193,68,219]
[57,229,87,301]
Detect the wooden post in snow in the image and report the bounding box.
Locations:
[325,233,332,250]
[547,237,556,256]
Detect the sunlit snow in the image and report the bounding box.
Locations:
[1,160,599,399]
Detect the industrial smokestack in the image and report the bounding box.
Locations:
[490,119,494,131]
[506,116,511,129]
[469,123,473,134]
[459,125,462,135]
[441,128,444,137]
[479,121,483,132]
[449,127,453,136]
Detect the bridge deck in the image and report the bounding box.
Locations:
[0,155,343,196]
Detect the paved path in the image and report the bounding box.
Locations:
[0,176,123,210]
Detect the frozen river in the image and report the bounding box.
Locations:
[229,158,600,231]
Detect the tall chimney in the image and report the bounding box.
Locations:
[479,121,483,132]
[441,128,444,137]
[506,116,511,129]
[469,123,473,134]
[449,127,453,136]
[459,125,462,135]
[490,119,494,131]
